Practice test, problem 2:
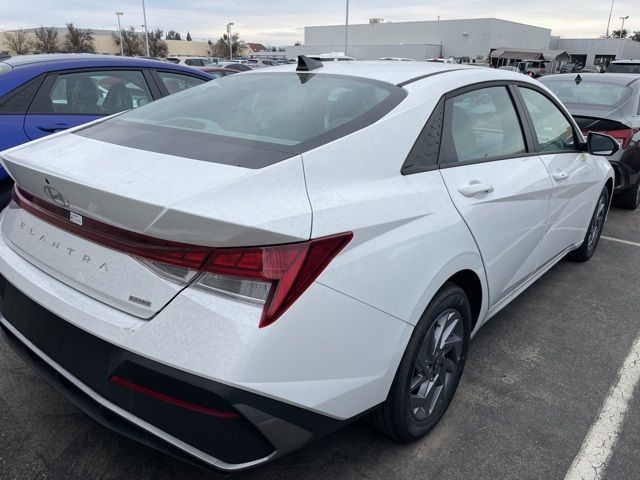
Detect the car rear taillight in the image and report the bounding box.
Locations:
[12,186,352,328]
[195,233,352,327]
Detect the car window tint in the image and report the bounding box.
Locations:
[77,73,406,161]
[442,86,525,163]
[0,75,45,114]
[185,59,205,66]
[519,88,577,153]
[157,71,207,94]
[39,70,151,115]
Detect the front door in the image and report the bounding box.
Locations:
[516,86,604,265]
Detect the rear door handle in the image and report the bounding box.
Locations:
[458,182,494,198]
[552,170,570,181]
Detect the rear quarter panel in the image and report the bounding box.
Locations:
[302,76,489,329]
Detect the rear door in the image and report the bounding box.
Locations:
[24,69,153,141]
[516,86,604,265]
[438,84,552,308]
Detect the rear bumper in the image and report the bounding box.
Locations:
[0,275,345,472]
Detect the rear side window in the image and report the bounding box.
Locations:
[32,70,152,115]
[156,71,207,94]
[0,74,44,114]
[440,86,526,164]
[519,88,577,153]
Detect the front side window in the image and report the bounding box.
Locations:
[519,87,577,153]
[36,70,151,115]
[441,86,526,164]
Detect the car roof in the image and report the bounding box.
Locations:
[2,54,211,77]
[539,72,640,87]
[243,60,508,86]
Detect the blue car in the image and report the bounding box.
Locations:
[0,54,212,201]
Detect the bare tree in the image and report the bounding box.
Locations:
[112,26,143,56]
[63,23,96,53]
[34,26,59,53]
[148,29,168,58]
[2,30,33,55]
[209,32,246,59]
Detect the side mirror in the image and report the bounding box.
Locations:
[587,131,620,157]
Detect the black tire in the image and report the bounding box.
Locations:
[613,183,640,210]
[0,179,13,210]
[367,282,471,442]
[567,186,609,262]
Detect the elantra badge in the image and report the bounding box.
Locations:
[43,186,70,208]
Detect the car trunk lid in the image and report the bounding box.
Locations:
[0,133,311,318]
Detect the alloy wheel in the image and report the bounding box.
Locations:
[587,195,606,249]
[409,309,464,421]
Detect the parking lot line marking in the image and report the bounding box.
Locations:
[601,236,640,248]
[564,333,640,480]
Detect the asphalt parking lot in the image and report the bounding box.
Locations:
[1,206,639,480]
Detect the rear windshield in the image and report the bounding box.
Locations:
[543,79,632,108]
[76,72,405,167]
[607,63,640,74]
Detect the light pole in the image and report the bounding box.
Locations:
[605,0,615,36]
[617,16,629,59]
[227,22,234,60]
[141,0,150,57]
[115,11,124,56]
[344,0,350,56]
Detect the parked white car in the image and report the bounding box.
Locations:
[0,59,616,472]
[246,58,279,68]
[165,56,220,69]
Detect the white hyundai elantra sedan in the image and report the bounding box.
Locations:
[0,57,617,471]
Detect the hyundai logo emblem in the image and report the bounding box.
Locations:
[43,186,70,208]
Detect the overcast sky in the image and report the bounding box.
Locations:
[0,0,637,45]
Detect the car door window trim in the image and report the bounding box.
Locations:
[402,80,586,175]
[438,83,530,167]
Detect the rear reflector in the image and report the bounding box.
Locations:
[109,375,239,418]
[12,186,352,327]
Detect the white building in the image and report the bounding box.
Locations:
[286,17,640,68]
[286,18,552,62]
[551,37,640,66]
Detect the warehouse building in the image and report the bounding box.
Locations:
[286,17,640,67]
[286,18,552,62]
[551,37,640,67]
